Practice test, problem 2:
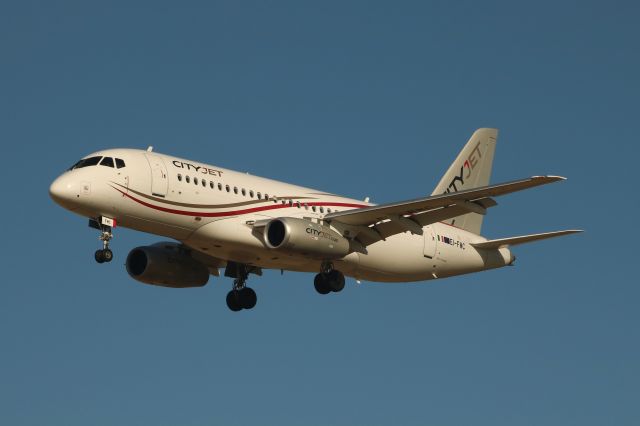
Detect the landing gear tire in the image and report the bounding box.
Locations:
[226,290,243,312]
[95,249,113,264]
[327,270,345,292]
[314,274,331,295]
[102,249,113,262]
[226,287,257,311]
[240,287,257,309]
[314,268,345,294]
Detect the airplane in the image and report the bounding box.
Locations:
[49,128,582,311]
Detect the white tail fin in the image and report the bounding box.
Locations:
[431,128,498,234]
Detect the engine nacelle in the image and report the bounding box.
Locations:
[264,218,350,259]
[125,242,210,288]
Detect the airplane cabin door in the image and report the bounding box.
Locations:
[423,225,437,259]
[145,154,169,197]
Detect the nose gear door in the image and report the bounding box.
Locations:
[145,154,168,197]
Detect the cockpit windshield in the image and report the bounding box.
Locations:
[68,155,126,171]
[69,156,102,170]
[99,157,114,168]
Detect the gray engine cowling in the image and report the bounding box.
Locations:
[264,218,350,259]
[125,242,210,288]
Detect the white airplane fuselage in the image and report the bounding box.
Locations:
[50,148,513,283]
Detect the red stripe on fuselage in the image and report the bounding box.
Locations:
[111,186,367,217]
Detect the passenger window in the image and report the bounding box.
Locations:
[320,207,324,213]
[210,181,214,189]
[218,183,222,190]
[225,185,230,192]
[99,157,115,168]
[186,176,191,183]
[250,190,254,198]
[288,200,293,206]
[304,203,308,210]
[312,206,317,212]
[178,174,182,182]
[296,201,301,208]
[257,192,261,200]
[115,158,126,168]
[233,187,238,194]
[327,208,332,213]
[194,177,199,185]
[241,188,246,196]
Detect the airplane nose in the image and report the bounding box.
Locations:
[49,175,76,207]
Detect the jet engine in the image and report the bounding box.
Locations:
[264,217,350,259]
[125,242,210,288]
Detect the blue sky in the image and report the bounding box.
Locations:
[1,1,638,425]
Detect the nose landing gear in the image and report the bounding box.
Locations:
[90,217,115,263]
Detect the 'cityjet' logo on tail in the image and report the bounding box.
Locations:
[444,141,483,193]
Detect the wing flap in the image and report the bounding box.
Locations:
[330,202,491,246]
[470,230,583,249]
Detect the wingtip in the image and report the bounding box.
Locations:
[548,175,567,181]
[532,175,567,181]
[556,229,584,236]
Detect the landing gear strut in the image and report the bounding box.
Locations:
[225,262,258,311]
[314,262,345,295]
[91,218,114,264]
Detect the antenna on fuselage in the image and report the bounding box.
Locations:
[146,146,154,152]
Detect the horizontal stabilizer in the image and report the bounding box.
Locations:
[471,230,583,249]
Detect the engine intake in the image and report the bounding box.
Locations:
[125,242,210,288]
[264,218,350,259]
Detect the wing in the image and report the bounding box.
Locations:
[324,176,566,246]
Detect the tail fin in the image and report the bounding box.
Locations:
[431,128,498,234]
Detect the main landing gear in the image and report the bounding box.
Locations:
[91,217,114,264]
[222,261,345,311]
[225,262,258,312]
[314,262,345,295]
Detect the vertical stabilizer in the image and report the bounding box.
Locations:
[431,128,498,234]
